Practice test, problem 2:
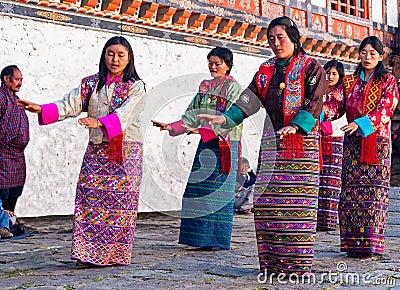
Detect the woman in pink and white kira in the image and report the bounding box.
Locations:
[323,36,399,257]
[18,36,146,267]
[317,60,345,231]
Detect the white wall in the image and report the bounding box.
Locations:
[311,0,327,8]
[0,15,266,216]
[372,0,384,23]
[387,0,399,27]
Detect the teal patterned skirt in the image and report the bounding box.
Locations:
[179,139,239,250]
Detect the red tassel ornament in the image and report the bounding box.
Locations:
[219,136,231,174]
[282,133,304,159]
[108,133,124,163]
[237,141,242,178]
[360,132,378,165]
[321,135,333,157]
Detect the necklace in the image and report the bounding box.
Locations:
[277,82,286,97]
[276,66,288,98]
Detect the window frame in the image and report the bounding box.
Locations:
[330,0,369,18]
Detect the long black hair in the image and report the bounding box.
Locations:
[324,60,345,87]
[354,36,388,81]
[207,47,233,75]
[267,16,305,56]
[97,36,142,92]
[1,65,19,84]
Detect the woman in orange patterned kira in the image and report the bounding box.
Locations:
[197,16,328,275]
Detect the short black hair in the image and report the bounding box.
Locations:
[207,47,233,75]
[1,65,19,83]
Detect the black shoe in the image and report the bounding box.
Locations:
[347,251,372,258]
[10,223,25,236]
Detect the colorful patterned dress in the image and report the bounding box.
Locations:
[323,72,399,256]
[223,53,327,275]
[169,75,243,250]
[317,87,344,231]
[39,74,145,265]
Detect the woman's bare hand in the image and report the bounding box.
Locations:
[151,120,172,131]
[196,114,226,125]
[182,124,199,134]
[341,122,359,135]
[17,99,42,113]
[276,125,297,139]
[78,117,100,129]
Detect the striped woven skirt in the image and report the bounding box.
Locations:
[71,141,143,265]
[254,130,319,275]
[179,139,238,250]
[339,135,390,256]
[317,136,344,231]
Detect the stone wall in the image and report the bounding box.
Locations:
[0,14,266,216]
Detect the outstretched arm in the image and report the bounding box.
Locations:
[151,120,173,131]
[17,99,42,113]
[196,114,227,125]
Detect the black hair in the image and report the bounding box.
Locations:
[267,16,305,56]
[242,157,249,165]
[207,47,233,75]
[97,36,143,92]
[324,60,345,87]
[354,36,388,81]
[1,65,19,84]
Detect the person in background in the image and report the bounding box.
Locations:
[323,36,399,257]
[235,157,256,191]
[317,60,345,231]
[387,55,400,168]
[197,16,328,275]
[0,65,29,238]
[234,157,256,214]
[0,198,12,239]
[18,36,146,266]
[152,47,243,250]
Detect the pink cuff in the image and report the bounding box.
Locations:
[169,120,186,136]
[198,125,218,142]
[99,114,122,140]
[320,121,333,136]
[39,103,59,125]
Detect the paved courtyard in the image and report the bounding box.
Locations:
[1,188,400,290]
